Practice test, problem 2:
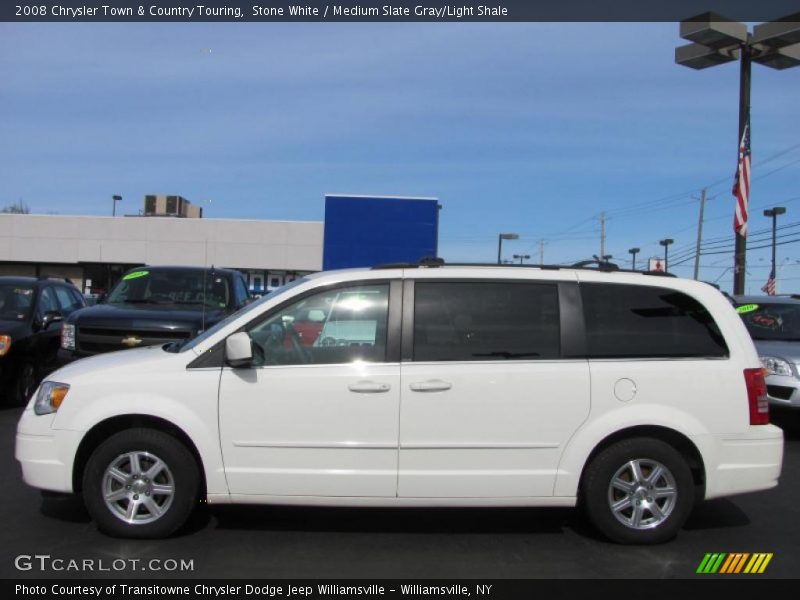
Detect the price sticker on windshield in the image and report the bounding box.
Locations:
[122,271,150,281]
[736,304,759,314]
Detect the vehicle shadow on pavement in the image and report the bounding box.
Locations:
[683,499,750,531]
[772,410,800,440]
[208,505,580,536]
[40,494,91,523]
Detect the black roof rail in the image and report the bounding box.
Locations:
[370,258,680,277]
[571,259,619,272]
[38,275,75,284]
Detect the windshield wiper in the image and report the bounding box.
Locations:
[122,299,173,305]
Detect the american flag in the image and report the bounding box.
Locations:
[733,120,751,236]
[762,267,776,296]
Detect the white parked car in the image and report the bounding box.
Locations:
[16,264,783,543]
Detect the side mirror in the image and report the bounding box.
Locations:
[225,332,253,368]
[41,311,63,330]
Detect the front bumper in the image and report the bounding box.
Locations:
[15,407,82,494]
[701,425,784,500]
[764,373,800,409]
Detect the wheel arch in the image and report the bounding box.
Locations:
[72,414,206,495]
[577,425,706,499]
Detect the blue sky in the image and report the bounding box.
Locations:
[1,22,798,292]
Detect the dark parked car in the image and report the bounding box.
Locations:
[61,266,251,357]
[0,276,86,404]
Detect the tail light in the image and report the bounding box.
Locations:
[744,368,770,425]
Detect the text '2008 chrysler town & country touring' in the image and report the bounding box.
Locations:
[16,264,783,544]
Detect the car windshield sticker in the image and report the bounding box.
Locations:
[736,304,758,314]
[122,270,150,281]
[13,288,33,295]
[750,313,781,330]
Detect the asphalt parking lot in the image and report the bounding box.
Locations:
[1,405,798,580]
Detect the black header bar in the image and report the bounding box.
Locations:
[3,1,799,23]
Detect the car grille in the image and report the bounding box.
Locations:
[766,385,794,401]
[76,327,193,354]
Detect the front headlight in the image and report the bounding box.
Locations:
[34,382,70,416]
[0,335,10,356]
[61,323,75,350]
[760,356,793,377]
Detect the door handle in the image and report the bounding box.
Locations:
[348,381,391,394]
[409,379,452,392]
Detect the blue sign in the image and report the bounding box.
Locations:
[323,195,440,270]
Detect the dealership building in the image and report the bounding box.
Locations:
[0,194,440,295]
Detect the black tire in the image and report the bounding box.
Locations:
[13,362,38,407]
[82,428,200,539]
[581,437,695,545]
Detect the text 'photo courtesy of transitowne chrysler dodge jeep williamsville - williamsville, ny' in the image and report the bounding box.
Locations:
[15,262,783,544]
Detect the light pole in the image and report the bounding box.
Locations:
[497,233,519,264]
[676,12,800,295]
[660,239,674,272]
[112,195,122,217]
[513,254,531,264]
[628,247,640,271]
[764,206,786,288]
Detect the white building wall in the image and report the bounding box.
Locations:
[0,214,324,271]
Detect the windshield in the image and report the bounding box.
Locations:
[0,284,35,321]
[736,302,800,341]
[179,277,309,353]
[107,269,232,308]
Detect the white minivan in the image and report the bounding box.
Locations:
[16,264,783,544]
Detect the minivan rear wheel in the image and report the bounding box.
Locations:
[581,438,694,544]
[82,428,199,539]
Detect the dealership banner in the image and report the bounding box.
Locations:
[3,0,797,22]
[6,579,787,599]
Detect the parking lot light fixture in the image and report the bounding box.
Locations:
[628,247,641,271]
[112,195,122,217]
[764,207,787,288]
[660,239,674,272]
[497,233,519,264]
[513,254,531,264]
[676,12,800,295]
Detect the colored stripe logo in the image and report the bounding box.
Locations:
[697,553,773,574]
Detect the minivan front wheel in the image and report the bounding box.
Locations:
[83,428,199,538]
[581,438,694,544]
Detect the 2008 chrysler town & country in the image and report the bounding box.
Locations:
[16,264,783,544]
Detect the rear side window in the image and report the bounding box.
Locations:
[413,282,560,361]
[581,283,728,359]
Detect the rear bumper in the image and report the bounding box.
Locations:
[701,425,784,500]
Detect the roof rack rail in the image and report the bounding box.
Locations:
[370,258,678,277]
[571,259,619,272]
[38,275,75,284]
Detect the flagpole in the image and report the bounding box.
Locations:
[733,39,751,296]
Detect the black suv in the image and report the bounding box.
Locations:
[61,266,250,357]
[0,276,86,404]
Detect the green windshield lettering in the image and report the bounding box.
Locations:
[122,270,149,281]
[736,304,759,314]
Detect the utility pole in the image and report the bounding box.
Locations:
[538,239,546,264]
[599,213,606,259]
[693,188,707,280]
